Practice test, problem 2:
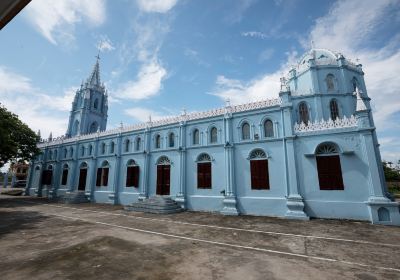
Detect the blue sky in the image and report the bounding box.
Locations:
[0,0,399,162]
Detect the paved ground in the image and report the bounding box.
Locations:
[0,195,399,280]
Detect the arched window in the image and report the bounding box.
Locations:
[61,164,68,185]
[73,120,80,135]
[42,165,53,185]
[264,120,274,138]
[54,150,58,160]
[69,147,74,158]
[210,127,217,143]
[80,146,85,157]
[88,145,93,155]
[64,148,67,159]
[155,135,161,149]
[315,143,344,190]
[110,142,115,154]
[126,159,139,187]
[125,139,130,152]
[242,123,250,140]
[89,122,98,133]
[94,98,99,109]
[193,129,199,145]
[326,74,335,91]
[96,161,109,187]
[329,99,339,120]
[101,143,106,154]
[299,102,309,124]
[169,133,175,148]
[197,153,212,189]
[249,149,269,190]
[48,150,53,160]
[352,77,358,92]
[135,137,141,151]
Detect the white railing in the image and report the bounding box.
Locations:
[294,115,357,134]
[38,98,281,148]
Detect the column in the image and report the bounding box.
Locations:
[89,137,99,201]
[139,125,151,200]
[221,106,239,215]
[176,117,187,208]
[111,132,122,204]
[280,89,309,220]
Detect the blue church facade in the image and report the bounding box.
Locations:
[26,49,400,225]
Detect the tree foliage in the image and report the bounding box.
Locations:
[0,104,41,167]
[382,161,400,181]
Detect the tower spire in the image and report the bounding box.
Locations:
[88,53,101,86]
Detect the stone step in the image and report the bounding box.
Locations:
[61,191,89,204]
[125,196,184,214]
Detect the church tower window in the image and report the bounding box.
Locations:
[264,120,274,138]
[125,139,130,152]
[326,74,335,91]
[193,129,199,145]
[135,137,141,151]
[210,127,217,143]
[299,102,309,124]
[169,133,175,148]
[329,99,339,120]
[94,98,99,109]
[242,122,250,140]
[155,134,161,149]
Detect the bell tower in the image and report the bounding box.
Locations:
[66,55,108,137]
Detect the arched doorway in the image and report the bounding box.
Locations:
[78,162,88,191]
[156,156,171,195]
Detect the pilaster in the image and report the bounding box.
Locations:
[176,116,187,208]
[221,106,239,215]
[280,87,309,220]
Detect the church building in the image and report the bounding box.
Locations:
[26,49,400,225]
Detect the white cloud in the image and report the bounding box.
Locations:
[97,35,115,52]
[117,60,167,100]
[214,0,400,160]
[241,31,268,39]
[211,50,298,104]
[124,107,171,122]
[24,0,106,45]
[136,0,178,13]
[258,48,275,62]
[0,66,74,137]
[303,0,400,158]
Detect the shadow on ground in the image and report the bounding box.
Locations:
[0,209,48,236]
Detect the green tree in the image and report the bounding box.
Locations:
[0,104,41,168]
[382,161,400,181]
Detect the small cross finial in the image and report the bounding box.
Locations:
[95,49,100,61]
[225,98,231,107]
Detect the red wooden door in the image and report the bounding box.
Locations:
[250,160,269,190]
[78,169,87,191]
[156,165,170,195]
[316,155,344,190]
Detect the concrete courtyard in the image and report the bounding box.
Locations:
[0,194,399,280]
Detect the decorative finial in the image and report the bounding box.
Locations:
[181,108,187,116]
[120,121,123,129]
[311,40,315,49]
[225,98,231,108]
